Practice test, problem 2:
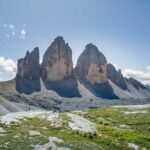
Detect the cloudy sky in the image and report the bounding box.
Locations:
[0,0,150,84]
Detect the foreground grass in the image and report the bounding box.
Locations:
[0,106,149,150]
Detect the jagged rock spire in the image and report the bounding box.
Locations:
[16,47,40,94]
[16,47,40,80]
[41,36,73,81]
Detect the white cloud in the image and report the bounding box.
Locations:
[113,64,150,85]
[122,67,150,85]
[20,29,26,39]
[0,57,17,75]
[146,66,150,72]
[9,24,15,36]
[3,23,15,37]
[113,64,121,71]
[1,22,28,39]
[0,57,17,81]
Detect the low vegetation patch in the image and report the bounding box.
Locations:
[0,105,149,150]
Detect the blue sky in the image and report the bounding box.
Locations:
[0,0,150,84]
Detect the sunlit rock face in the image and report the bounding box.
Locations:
[75,43,118,99]
[86,64,107,84]
[41,36,81,98]
[16,47,40,94]
[75,43,107,83]
[41,36,73,81]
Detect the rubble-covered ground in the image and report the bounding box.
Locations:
[0,104,150,150]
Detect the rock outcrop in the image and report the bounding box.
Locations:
[13,36,150,99]
[16,47,40,80]
[16,47,40,94]
[41,36,73,81]
[75,43,118,99]
[75,43,107,83]
[41,36,81,98]
[106,63,127,90]
[128,78,146,90]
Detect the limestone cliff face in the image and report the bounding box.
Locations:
[128,78,146,90]
[40,36,81,98]
[16,47,40,94]
[16,47,40,80]
[86,64,107,84]
[41,36,73,81]
[14,36,150,99]
[75,43,107,84]
[106,64,127,90]
[75,43,118,99]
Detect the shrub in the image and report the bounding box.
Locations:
[103,122,109,126]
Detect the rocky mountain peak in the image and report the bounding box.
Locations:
[16,47,40,94]
[75,43,107,83]
[84,43,107,65]
[85,43,99,53]
[41,36,73,81]
[16,47,40,80]
[54,36,65,43]
[13,36,150,99]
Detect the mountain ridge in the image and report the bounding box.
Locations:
[1,36,150,100]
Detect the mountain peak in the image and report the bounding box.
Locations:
[85,43,98,51]
[16,47,40,94]
[54,36,65,43]
[41,37,73,81]
[14,36,150,99]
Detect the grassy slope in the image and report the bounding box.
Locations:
[0,106,150,150]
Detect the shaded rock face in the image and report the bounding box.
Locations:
[43,75,80,98]
[41,36,73,81]
[75,43,118,99]
[84,81,119,99]
[146,84,150,89]
[106,64,127,90]
[128,78,146,90]
[16,47,40,80]
[41,36,81,98]
[16,47,40,94]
